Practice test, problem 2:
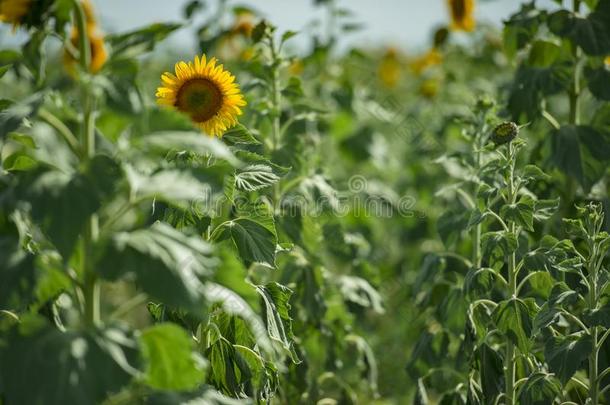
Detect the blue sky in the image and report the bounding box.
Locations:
[91,0,559,52]
[1,0,559,52]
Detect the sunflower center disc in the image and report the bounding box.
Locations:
[175,78,223,123]
[452,0,466,20]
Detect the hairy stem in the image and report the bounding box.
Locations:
[38,108,80,156]
[504,141,518,405]
[268,35,282,205]
[588,241,600,404]
[472,124,484,268]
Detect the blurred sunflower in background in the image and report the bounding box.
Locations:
[288,59,304,76]
[0,0,31,28]
[378,48,402,88]
[156,54,247,137]
[419,78,440,99]
[231,10,255,38]
[410,48,442,75]
[64,0,107,74]
[217,10,256,61]
[447,0,475,32]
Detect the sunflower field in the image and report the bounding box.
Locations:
[1,0,610,403]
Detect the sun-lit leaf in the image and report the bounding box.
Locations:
[96,222,216,313]
[234,164,280,191]
[140,323,206,390]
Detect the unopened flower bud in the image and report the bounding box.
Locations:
[491,121,519,145]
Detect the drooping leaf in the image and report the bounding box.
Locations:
[107,23,182,59]
[584,304,610,328]
[0,318,136,405]
[547,4,610,56]
[464,268,496,300]
[507,63,568,121]
[139,131,240,166]
[527,40,562,68]
[125,166,225,211]
[212,204,278,268]
[222,124,261,145]
[96,222,216,314]
[551,125,610,191]
[20,155,121,260]
[203,282,272,354]
[145,385,245,405]
[500,195,535,231]
[414,378,429,405]
[517,372,562,405]
[0,94,44,139]
[256,282,300,363]
[477,343,504,405]
[481,231,518,258]
[492,298,534,353]
[0,219,35,309]
[503,3,545,58]
[585,65,610,101]
[336,275,384,313]
[544,332,592,384]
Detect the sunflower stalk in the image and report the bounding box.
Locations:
[584,204,606,405]
[471,111,487,269]
[561,0,582,213]
[503,141,519,405]
[72,0,100,326]
[266,32,283,205]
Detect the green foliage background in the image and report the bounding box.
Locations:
[1,0,609,404]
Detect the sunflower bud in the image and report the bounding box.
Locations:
[491,122,519,145]
[433,26,449,48]
[476,96,494,110]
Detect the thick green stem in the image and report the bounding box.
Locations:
[472,136,482,268]
[471,118,486,268]
[472,224,481,268]
[72,0,90,69]
[564,0,581,212]
[268,35,282,204]
[505,252,517,405]
[269,38,281,153]
[73,0,99,326]
[38,108,80,156]
[504,142,518,405]
[588,241,600,404]
[590,327,599,405]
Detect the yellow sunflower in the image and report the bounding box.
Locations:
[156,54,247,137]
[378,48,401,88]
[231,11,255,38]
[419,78,440,99]
[0,0,31,28]
[447,0,475,32]
[63,0,107,74]
[410,48,442,75]
[64,27,108,74]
